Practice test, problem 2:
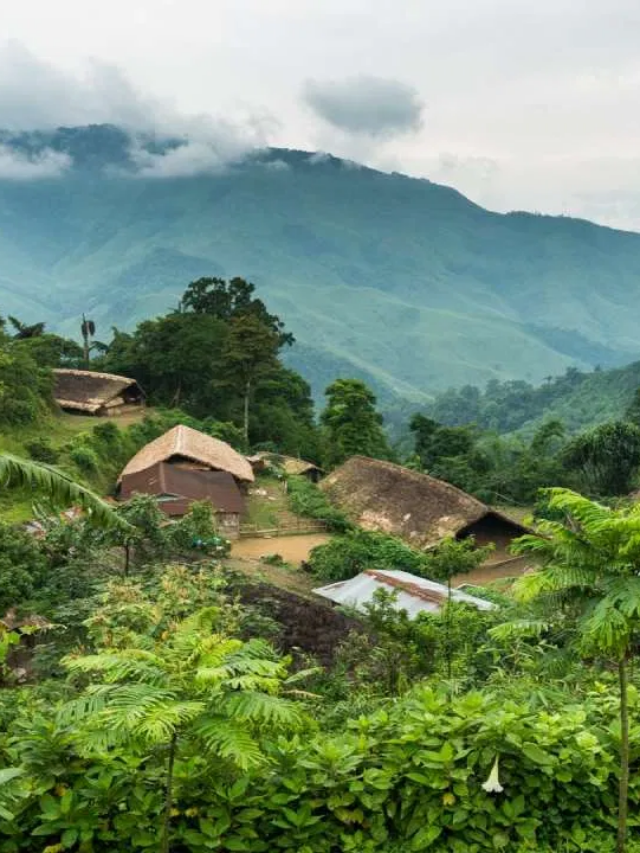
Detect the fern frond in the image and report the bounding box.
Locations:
[63,652,166,684]
[191,716,263,769]
[220,692,303,727]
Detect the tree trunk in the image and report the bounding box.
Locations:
[617,657,630,853]
[123,543,130,577]
[243,378,251,445]
[445,576,452,681]
[160,733,178,853]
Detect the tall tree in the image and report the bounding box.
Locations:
[321,379,391,467]
[220,315,281,442]
[80,314,96,367]
[179,276,294,346]
[513,489,640,853]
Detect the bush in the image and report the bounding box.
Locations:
[69,444,100,474]
[0,523,48,613]
[309,528,430,582]
[287,476,352,532]
[24,438,58,464]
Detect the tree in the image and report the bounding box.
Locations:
[220,314,281,443]
[61,607,301,853]
[563,421,640,495]
[0,453,126,531]
[179,276,294,347]
[321,379,391,467]
[513,489,640,853]
[81,314,96,367]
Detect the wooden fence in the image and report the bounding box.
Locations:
[239,520,328,539]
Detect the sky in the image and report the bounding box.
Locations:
[2,0,640,229]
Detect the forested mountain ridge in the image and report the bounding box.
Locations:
[2,124,640,402]
[426,360,640,435]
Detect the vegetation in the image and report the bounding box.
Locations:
[320,379,392,467]
[286,476,352,532]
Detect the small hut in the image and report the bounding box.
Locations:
[53,369,144,416]
[321,456,529,558]
[247,452,323,483]
[119,462,244,538]
[119,424,254,487]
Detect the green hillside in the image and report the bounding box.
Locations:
[427,360,640,435]
[2,125,640,402]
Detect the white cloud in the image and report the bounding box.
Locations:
[302,76,424,138]
[0,145,70,179]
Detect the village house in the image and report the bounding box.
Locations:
[119,461,244,538]
[53,369,145,416]
[117,425,254,536]
[320,456,529,559]
[246,451,323,483]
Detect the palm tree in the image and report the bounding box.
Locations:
[512,488,640,853]
[59,607,302,853]
[0,453,125,530]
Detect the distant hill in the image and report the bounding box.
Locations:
[427,360,640,435]
[2,124,640,404]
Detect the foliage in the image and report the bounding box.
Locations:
[0,522,48,614]
[0,453,128,531]
[321,378,392,467]
[24,439,59,465]
[309,529,431,582]
[511,488,640,851]
[0,329,53,427]
[286,476,352,532]
[562,421,640,496]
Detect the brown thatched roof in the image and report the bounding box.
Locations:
[320,456,528,548]
[53,369,143,413]
[120,462,244,516]
[119,425,254,484]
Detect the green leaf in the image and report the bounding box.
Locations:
[411,824,442,850]
[62,827,79,848]
[522,743,554,766]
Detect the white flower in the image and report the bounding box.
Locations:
[482,756,504,793]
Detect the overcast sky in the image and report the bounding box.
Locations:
[3,0,640,229]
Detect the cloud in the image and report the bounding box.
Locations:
[0,145,71,179]
[0,41,275,177]
[302,75,424,137]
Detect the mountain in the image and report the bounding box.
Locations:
[426,360,640,436]
[2,124,640,404]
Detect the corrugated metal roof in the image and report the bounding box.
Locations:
[313,569,495,617]
[119,462,244,515]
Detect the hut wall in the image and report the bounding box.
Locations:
[217,512,240,539]
[458,514,522,560]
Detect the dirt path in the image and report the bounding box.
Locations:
[231,533,331,565]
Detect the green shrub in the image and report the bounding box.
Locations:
[309,528,429,582]
[69,444,100,474]
[24,438,58,464]
[287,476,352,531]
[0,522,48,613]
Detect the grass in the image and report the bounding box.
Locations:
[0,408,149,524]
[243,475,301,530]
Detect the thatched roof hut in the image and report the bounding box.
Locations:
[120,461,244,525]
[53,369,144,415]
[119,424,254,485]
[321,456,529,552]
[247,452,323,482]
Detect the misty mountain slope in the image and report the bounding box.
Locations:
[1,125,640,400]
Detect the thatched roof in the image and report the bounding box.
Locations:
[53,369,142,414]
[321,456,528,548]
[247,451,323,477]
[120,462,244,516]
[119,425,254,484]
